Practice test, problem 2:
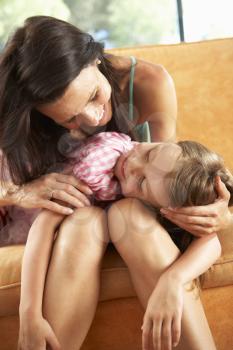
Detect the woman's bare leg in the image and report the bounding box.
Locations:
[42,206,109,350]
[108,198,216,350]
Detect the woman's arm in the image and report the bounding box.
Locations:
[19,209,64,316]
[0,181,20,206]
[161,176,232,236]
[148,67,177,143]
[138,65,177,143]
[0,173,92,213]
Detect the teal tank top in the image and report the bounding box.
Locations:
[128,56,151,142]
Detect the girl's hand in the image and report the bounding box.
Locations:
[160,176,232,237]
[18,315,61,350]
[142,274,184,350]
[5,172,93,215]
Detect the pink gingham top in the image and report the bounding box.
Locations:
[70,131,136,200]
[0,132,137,246]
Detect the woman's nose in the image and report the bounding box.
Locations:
[82,105,104,126]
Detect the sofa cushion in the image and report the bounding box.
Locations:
[1,230,233,317]
[200,253,233,289]
[200,216,233,289]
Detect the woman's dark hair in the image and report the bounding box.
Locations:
[0,16,135,185]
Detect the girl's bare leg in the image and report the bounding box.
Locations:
[42,206,109,350]
[108,198,216,350]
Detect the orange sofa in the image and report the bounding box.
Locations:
[0,38,233,350]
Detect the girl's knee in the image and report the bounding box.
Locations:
[108,198,180,262]
[55,206,110,260]
[109,198,156,221]
[108,198,160,237]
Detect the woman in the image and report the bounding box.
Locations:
[0,16,232,350]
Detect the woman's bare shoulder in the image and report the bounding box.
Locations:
[108,53,170,80]
[135,58,173,91]
[107,54,176,125]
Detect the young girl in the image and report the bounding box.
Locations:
[2,131,232,246]
[17,131,233,350]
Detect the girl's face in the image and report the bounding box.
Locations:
[114,142,182,208]
[37,59,112,130]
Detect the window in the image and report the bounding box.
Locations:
[0,0,232,50]
[69,0,180,48]
[0,0,180,49]
[182,0,233,42]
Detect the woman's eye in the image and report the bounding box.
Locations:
[90,91,99,102]
[138,177,145,190]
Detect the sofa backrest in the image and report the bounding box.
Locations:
[108,38,233,171]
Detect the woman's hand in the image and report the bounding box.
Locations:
[18,314,61,350]
[160,176,232,237]
[142,274,184,350]
[5,172,93,215]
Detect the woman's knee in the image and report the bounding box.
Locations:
[55,206,110,262]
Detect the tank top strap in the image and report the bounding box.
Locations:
[128,56,151,143]
[128,55,137,121]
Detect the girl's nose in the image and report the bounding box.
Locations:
[127,154,143,175]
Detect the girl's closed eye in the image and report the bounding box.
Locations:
[136,150,150,191]
[67,116,77,124]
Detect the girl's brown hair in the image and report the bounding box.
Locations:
[0,16,134,185]
[161,140,233,253]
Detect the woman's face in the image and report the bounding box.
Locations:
[114,142,182,208]
[37,59,112,130]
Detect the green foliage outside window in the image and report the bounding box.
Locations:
[0,0,70,48]
[0,0,179,49]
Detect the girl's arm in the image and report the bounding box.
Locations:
[162,233,221,285]
[18,208,66,349]
[19,209,65,316]
[142,233,221,350]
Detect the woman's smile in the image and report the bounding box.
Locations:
[36,61,112,130]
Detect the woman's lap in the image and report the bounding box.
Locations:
[0,206,40,247]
